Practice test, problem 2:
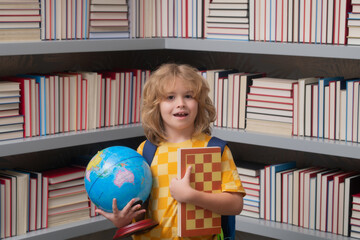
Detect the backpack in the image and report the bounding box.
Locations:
[142,136,236,240]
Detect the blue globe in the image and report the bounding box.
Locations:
[84,146,152,212]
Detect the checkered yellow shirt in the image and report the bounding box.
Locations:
[133,133,245,240]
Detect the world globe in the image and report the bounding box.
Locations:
[84,146,152,212]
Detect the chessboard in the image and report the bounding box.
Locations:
[177,147,222,237]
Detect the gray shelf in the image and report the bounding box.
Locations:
[1,125,358,159]
[213,128,360,159]
[1,38,360,59]
[7,214,354,240]
[0,124,144,157]
[165,38,360,59]
[7,216,115,240]
[0,38,165,56]
[236,216,353,240]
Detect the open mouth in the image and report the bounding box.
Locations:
[174,112,188,117]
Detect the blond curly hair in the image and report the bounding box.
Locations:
[141,63,216,145]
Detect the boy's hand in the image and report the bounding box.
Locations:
[170,165,195,203]
[96,198,146,229]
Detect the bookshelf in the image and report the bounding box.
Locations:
[213,127,360,159]
[0,124,144,157]
[235,216,352,240]
[8,217,113,240]
[2,38,359,240]
[2,38,360,59]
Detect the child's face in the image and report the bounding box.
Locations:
[159,77,198,136]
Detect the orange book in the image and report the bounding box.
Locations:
[177,147,222,237]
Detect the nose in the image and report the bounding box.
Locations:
[176,97,185,108]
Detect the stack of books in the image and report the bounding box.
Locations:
[201,69,264,129]
[0,0,41,42]
[0,81,24,141]
[237,161,265,219]
[253,162,360,238]
[206,0,249,41]
[245,77,298,136]
[42,166,90,229]
[89,0,129,39]
[351,193,360,239]
[0,68,150,138]
[347,0,360,45]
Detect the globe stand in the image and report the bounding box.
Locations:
[112,200,158,239]
[112,219,159,239]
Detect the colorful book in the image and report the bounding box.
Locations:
[177,147,222,237]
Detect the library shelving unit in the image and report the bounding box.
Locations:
[3,38,359,240]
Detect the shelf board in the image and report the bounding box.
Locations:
[0,38,165,56]
[236,216,351,240]
[1,38,360,59]
[7,215,352,240]
[213,128,360,159]
[165,38,360,59]
[7,216,115,240]
[0,124,144,157]
[1,125,358,159]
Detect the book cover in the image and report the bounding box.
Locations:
[177,147,222,237]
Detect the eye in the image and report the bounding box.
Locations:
[166,95,175,100]
[185,94,193,99]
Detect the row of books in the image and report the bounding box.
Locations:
[134,0,359,45]
[3,67,360,144]
[42,0,90,40]
[236,160,360,237]
[1,69,150,139]
[134,0,250,40]
[42,0,129,40]
[4,0,360,46]
[134,0,205,39]
[204,68,360,143]
[0,165,93,238]
[250,0,350,44]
